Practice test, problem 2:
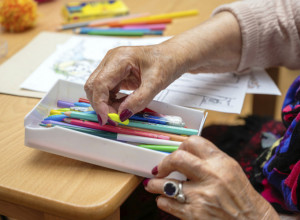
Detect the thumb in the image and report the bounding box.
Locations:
[118,83,161,122]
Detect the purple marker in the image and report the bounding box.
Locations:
[57,100,75,108]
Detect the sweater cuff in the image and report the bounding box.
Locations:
[212,1,259,72]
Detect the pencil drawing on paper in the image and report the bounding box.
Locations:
[155,89,235,109]
[52,40,99,81]
[248,73,260,89]
[51,38,137,83]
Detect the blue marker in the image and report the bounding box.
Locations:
[130,113,185,127]
[44,114,68,121]
[130,114,167,125]
[85,111,96,114]
[74,102,91,107]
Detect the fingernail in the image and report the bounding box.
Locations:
[97,114,102,126]
[107,118,117,126]
[120,109,133,122]
[143,178,150,187]
[151,166,158,175]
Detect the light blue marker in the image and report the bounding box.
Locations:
[74,102,91,107]
[44,114,68,121]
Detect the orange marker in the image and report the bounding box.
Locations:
[119,125,187,142]
[109,18,172,27]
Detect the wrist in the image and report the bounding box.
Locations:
[242,184,280,220]
[160,11,242,74]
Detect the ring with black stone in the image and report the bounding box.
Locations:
[163,181,186,203]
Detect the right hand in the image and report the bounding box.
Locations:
[84,44,187,125]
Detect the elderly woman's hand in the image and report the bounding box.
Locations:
[84,44,187,125]
[84,12,242,125]
[144,136,280,220]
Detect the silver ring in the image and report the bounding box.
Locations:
[163,181,186,203]
[176,182,186,203]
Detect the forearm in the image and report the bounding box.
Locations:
[159,11,242,75]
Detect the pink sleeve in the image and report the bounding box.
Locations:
[212,0,300,71]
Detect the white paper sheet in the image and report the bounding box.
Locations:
[154,73,249,113]
[246,68,281,95]
[20,35,280,113]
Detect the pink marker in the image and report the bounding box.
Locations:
[122,24,166,31]
[64,118,170,140]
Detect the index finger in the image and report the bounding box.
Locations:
[179,136,223,159]
[155,149,210,181]
[85,58,133,124]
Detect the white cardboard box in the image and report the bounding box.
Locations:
[24,80,206,180]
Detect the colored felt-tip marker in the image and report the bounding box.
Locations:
[130,114,185,127]
[126,120,197,136]
[64,111,97,122]
[137,145,179,153]
[78,98,90,103]
[63,118,170,140]
[41,122,178,147]
[109,18,172,27]
[44,114,68,121]
[74,28,145,36]
[139,113,185,127]
[74,102,91,107]
[42,120,83,128]
[118,134,181,146]
[57,100,75,108]
[70,106,94,112]
[50,110,64,115]
[119,125,188,142]
[40,123,117,140]
[75,27,163,35]
[122,24,166,31]
[64,111,195,135]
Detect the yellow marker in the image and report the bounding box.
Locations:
[108,113,129,125]
[120,10,198,23]
[50,110,63,115]
[57,108,71,112]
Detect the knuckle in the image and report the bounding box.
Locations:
[84,82,92,93]
[183,135,201,148]
[200,190,219,204]
[162,200,174,213]
[189,135,201,144]
[169,150,185,166]
[93,77,103,86]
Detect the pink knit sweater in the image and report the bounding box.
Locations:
[213,0,300,72]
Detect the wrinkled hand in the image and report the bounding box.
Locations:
[84,44,186,125]
[145,136,280,220]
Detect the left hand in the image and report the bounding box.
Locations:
[144,136,280,220]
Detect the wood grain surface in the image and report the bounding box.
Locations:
[0,0,297,219]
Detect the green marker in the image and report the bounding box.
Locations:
[75,29,144,37]
[64,111,98,122]
[138,145,178,153]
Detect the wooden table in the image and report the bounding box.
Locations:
[0,0,236,219]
